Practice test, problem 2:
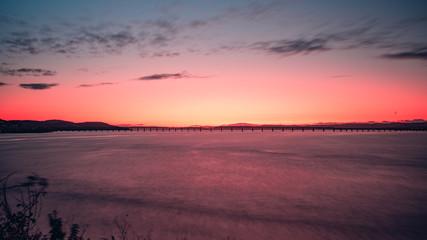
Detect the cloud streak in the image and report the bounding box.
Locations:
[78,82,117,87]
[138,72,189,81]
[0,68,56,76]
[0,15,181,58]
[0,82,7,86]
[253,38,330,56]
[19,83,58,90]
[1,3,426,62]
[381,49,427,61]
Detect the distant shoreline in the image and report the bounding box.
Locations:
[0,119,130,133]
[1,119,426,133]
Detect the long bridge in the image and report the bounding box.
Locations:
[57,126,427,133]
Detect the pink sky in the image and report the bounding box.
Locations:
[1,1,426,126]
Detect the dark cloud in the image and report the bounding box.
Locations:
[188,20,209,28]
[152,51,180,57]
[19,83,58,90]
[78,82,116,87]
[0,68,56,76]
[80,30,137,49]
[148,19,177,31]
[138,72,207,81]
[0,82,7,86]
[149,34,170,46]
[1,27,138,56]
[139,73,187,81]
[2,32,39,54]
[0,20,182,58]
[53,29,138,55]
[1,3,423,61]
[138,19,179,48]
[394,17,427,30]
[253,38,329,56]
[381,49,427,61]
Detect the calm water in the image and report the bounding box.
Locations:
[1,131,427,239]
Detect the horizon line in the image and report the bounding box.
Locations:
[3,118,425,128]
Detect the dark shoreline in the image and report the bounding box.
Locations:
[1,118,426,133]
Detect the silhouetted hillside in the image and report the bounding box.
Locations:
[0,119,129,133]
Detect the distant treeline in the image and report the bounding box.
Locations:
[0,119,129,133]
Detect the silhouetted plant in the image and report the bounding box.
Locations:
[48,210,66,240]
[0,173,48,240]
[1,173,235,240]
[0,174,87,240]
[68,223,83,240]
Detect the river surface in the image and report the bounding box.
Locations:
[1,131,426,239]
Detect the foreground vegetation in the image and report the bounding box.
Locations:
[1,174,237,240]
[0,173,153,240]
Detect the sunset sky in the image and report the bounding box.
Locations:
[1,0,426,126]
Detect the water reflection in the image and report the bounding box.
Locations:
[1,132,426,239]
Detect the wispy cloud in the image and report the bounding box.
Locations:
[152,51,180,58]
[253,38,330,56]
[78,82,117,87]
[1,25,139,56]
[0,67,56,76]
[381,48,427,61]
[138,72,188,81]
[1,31,39,54]
[19,83,58,90]
[1,2,425,61]
[0,19,183,58]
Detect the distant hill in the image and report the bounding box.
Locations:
[0,119,129,133]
